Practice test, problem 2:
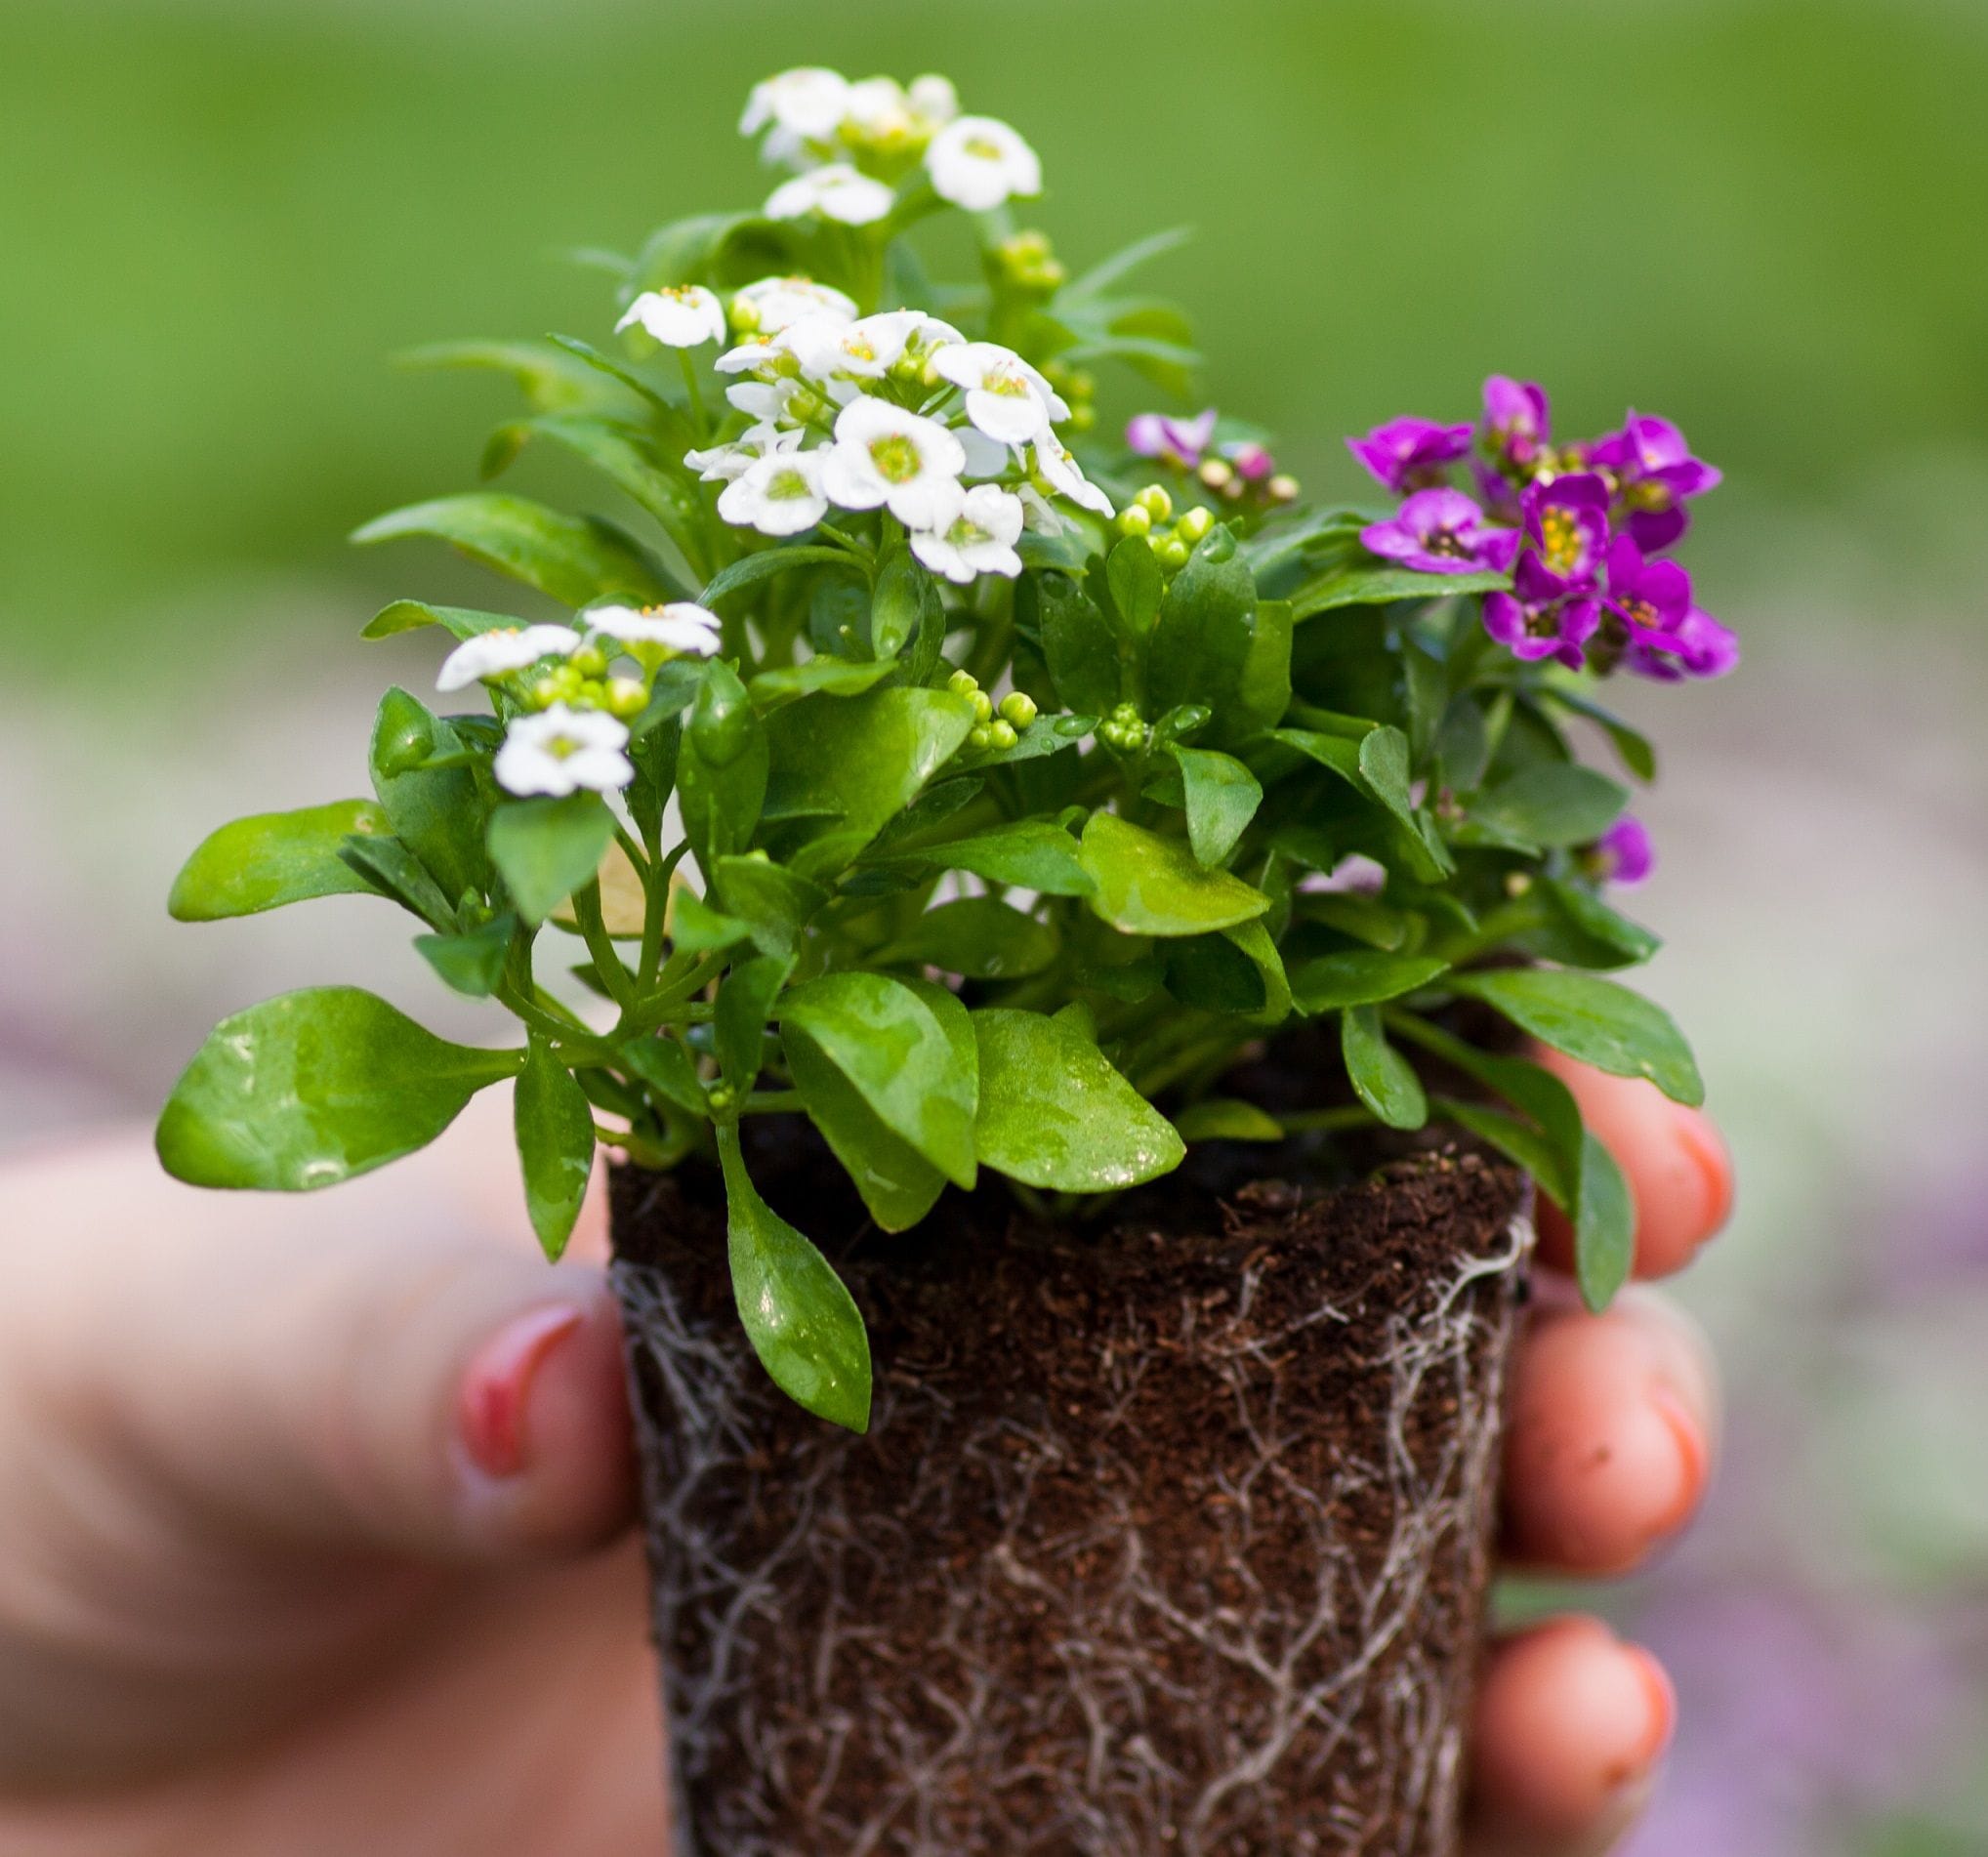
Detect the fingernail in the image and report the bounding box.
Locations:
[1646,1385,1711,1540]
[1620,1645,1677,1773]
[458,1304,586,1478]
[1672,1105,1735,1248]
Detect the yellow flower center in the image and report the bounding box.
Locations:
[1539,508,1585,576]
[965,135,1004,161]
[767,467,814,501]
[869,434,922,482]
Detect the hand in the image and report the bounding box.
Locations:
[0,1062,1729,1857]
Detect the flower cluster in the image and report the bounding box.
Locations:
[436,603,722,798]
[648,288,1114,579]
[740,66,1041,220]
[1348,377,1736,680]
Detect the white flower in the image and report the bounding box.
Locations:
[931,341,1068,446]
[614,284,726,349]
[783,310,955,384]
[820,397,966,529]
[718,447,831,536]
[843,77,915,142]
[906,74,960,128]
[493,705,634,798]
[435,624,581,692]
[739,67,850,144]
[1035,432,1115,516]
[584,602,722,656]
[684,422,801,482]
[926,115,1042,212]
[765,163,895,227]
[725,376,807,423]
[909,482,1025,585]
[732,275,858,336]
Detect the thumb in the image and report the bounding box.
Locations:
[8,1135,639,1568]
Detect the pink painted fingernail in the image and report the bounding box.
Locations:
[458,1304,586,1477]
[1647,1385,1712,1540]
[1621,1645,1678,1774]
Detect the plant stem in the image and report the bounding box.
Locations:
[678,348,711,438]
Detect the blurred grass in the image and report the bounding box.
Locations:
[6,0,1987,664]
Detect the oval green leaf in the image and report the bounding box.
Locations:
[487,792,617,927]
[971,1008,1185,1191]
[1341,1005,1428,1130]
[1078,812,1269,937]
[515,1035,596,1260]
[155,987,520,1191]
[169,801,389,922]
[1448,968,1705,1105]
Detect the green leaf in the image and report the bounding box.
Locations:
[678,660,767,869]
[414,913,514,997]
[1572,1130,1636,1310]
[337,834,455,928]
[1223,919,1295,1025]
[169,801,389,921]
[1291,562,1510,617]
[781,971,978,1188]
[971,1009,1184,1191]
[1341,1006,1428,1130]
[515,1035,596,1260]
[1540,878,1662,965]
[878,896,1059,979]
[711,854,827,960]
[1078,812,1269,937]
[1542,687,1658,781]
[1165,933,1268,1013]
[486,793,617,927]
[763,687,975,878]
[898,819,1095,896]
[868,542,931,660]
[1292,950,1451,1012]
[702,545,857,605]
[1173,1098,1285,1143]
[1168,745,1262,867]
[1028,571,1121,717]
[370,688,490,904]
[715,953,791,1093]
[618,1033,707,1117]
[717,1124,872,1432]
[395,337,623,413]
[785,1031,947,1232]
[1147,551,1290,747]
[156,987,520,1191]
[747,656,895,711]
[668,886,756,955]
[352,493,675,608]
[512,413,699,537]
[1357,724,1422,836]
[1060,225,1194,302]
[360,600,526,642]
[1448,969,1705,1105]
[1470,764,1631,850]
[1106,535,1164,634]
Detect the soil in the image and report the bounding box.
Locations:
[610,1117,1530,1857]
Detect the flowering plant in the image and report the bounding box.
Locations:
[158,67,1728,1432]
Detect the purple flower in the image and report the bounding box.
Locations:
[1483,555,1601,669]
[1603,535,1739,680]
[1625,604,1740,681]
[1361,488,1521,576]
[1591,411,1721,551]
[1126,408,1217,468]
[1346,415,1473,493]
[1519,472,1612,591]
[1479,374,1552,473]
[1595,816,1654,885]
[1224,440,1276,482]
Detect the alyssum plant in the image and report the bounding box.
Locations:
[159,64,1727,1437]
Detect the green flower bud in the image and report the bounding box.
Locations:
[788,388,826,423]
[1268,474,1301,504]
[770,351,803,379]
[1117,504,1153,538]
[527,675,564,710]
[947,667,979,696]
[987,719,1018,751]
[1177,506,1215,544]
[971,690,994,723]
[552,664,586,700]
[969,723,995,751]
[705,1082,736,1115]
[604,676,647,720]
[1156,537,1192,571]
[576,678,607,707]
[1198,457,1235,491]
[728,298,761,334]
[998,691,1038,727]
[1137,484,1174,522]
[1067,404,1097,434]
[571,644,609,679]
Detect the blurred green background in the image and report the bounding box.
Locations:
[5,3,1986,1851]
